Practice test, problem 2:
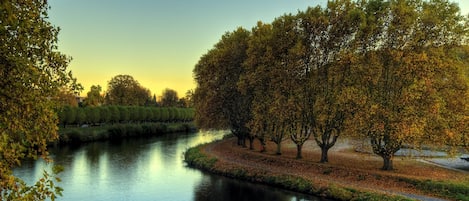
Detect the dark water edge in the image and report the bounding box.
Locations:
[194,172,326,201]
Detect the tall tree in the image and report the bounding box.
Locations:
[351,0,469,170]
[193,27,252,146]
[160,88,179,107]
[177,89,195,108]
[0,0,80,199]
[287,41,314,159]
[298,0,362,163]
[266,14,308,155]
[84,85,104,106]
[454,46,469,152]
[239,22,274,151]
[105,75,151,106]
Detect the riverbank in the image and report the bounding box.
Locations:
[58,122,196,144]
[185,137,469,201]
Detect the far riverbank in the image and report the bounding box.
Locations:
[185,137,469,201]
[57,122,196,144]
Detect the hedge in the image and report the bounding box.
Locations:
[58,106,194,127]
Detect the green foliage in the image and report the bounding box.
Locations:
[327,185,354,201]
[59,122,193,144]
[105,74,151,106]
[108,106,120,123]
[57,106,194,127]
[84,85,103,106]
[0,0,80,198]
[184,145,218,169]
[75,108,86,125]
[193,27,252,146]
[399,177,469,201]
[99,106,111,124]
[160,88,179,107]
[57,105,76,127]
[2,165,64,201]
[349,0,469,170]
[160,107,170,122]
[118,106,129,123]
[193,0,469,169]
[85,106,100,125]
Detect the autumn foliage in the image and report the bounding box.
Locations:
[1,0,79,199]
[193,0,469,170]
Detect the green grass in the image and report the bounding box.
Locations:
[184,145,218,170]
[399,177,469,201]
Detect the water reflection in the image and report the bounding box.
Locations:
[14,131,324,201]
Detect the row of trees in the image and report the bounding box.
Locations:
[79,75,192,107]
[58,106,194,127]
[194,0,469,170]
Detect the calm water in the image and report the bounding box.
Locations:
[14,131,322,201]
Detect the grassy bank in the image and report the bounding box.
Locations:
[398,177,469,201]
[184,143,412,201]
[58,122,196,144]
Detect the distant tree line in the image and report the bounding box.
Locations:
[193,0,469,170]
[58,74,193,108]
[58,106,194,127]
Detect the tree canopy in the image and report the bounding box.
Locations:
[0,0,80,199]
[348,0,469,170]
[104,74,151,106]
[193,0,469,170]
[84,85,104,106]
[193,27,252,146]
[160,88,179,107]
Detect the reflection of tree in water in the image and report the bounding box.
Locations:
[194,174,321,201]
[53,141,113,170]
[40,143,92,174]
[48,133,193,173]
[106,133,192,170]
[106,138,149,170]
[83,142,109,168]
[159,132,192,165]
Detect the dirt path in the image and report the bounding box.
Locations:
[202,138,466,201]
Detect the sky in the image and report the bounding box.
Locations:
[48,0,469,97]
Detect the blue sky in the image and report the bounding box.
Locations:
[48,0,469,97]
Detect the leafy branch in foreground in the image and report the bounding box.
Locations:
[1,0,80,199]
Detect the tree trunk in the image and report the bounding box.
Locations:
[259,138,266,153]
[296,144,303,159]
[241,135,247,148]
[381,155,393,171]
[237,135,246,147]
[248,137,254,150]
[276,142,282,155]
[320,146,329,163]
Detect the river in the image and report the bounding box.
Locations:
[14,131,323,201]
